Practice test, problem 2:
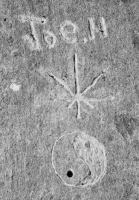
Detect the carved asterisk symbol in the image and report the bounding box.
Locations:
[48,53,115,119]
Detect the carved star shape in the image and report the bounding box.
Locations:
[48,53,115,119]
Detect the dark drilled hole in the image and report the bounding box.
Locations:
[67,169,74,178]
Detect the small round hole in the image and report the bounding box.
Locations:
[67,170,74,178]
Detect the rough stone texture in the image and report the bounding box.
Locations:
[1,0,139,199]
